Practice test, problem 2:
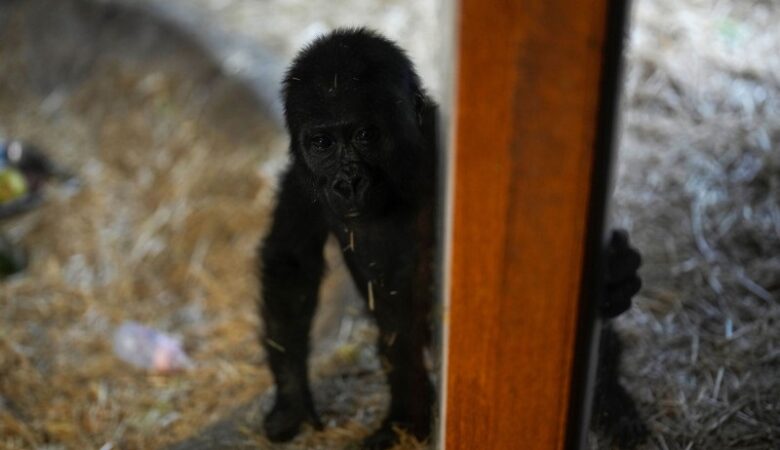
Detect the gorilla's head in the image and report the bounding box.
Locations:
[282,28,429,221]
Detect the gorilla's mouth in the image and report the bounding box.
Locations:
[323,186,365,218]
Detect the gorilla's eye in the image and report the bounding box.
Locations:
[354,127,378,145]
[310,134,334,151]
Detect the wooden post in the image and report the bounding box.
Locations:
[440,0,629,449]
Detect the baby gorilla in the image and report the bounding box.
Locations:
[258,28,646,449]
[259,28,437,449]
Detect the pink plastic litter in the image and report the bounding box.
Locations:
[112,321,192,373]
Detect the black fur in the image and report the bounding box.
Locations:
[259,29,436,449]
[257,28,646,449]
[595,230,649,448]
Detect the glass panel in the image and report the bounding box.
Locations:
[0,1,448,449]
[602,0,780,448]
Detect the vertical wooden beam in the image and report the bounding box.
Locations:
[441,1,628,449]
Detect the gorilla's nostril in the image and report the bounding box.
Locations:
[351,176,364,192]
[333,179,353,199]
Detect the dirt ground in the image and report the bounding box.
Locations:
[0,0,778,449]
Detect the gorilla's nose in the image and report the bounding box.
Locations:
[332,171,367,202]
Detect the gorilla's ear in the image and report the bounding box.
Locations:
[413,91,426,127]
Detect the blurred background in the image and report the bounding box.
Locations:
[610,1,779,449]
[0,0,777,449]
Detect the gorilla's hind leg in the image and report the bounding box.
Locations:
[362,297,434,450]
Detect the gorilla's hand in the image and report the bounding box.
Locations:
[601,229,642,318]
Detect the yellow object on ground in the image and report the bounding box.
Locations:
[0,168,28,202]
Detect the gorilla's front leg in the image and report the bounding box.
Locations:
[592,325,649,448]
[261,286,323,442]
[362,297,434,449]
[258,172,328,442]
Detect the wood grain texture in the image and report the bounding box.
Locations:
[443,1,613,448]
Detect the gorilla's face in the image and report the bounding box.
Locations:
[282,29,427,222]
[298,115,393,220]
